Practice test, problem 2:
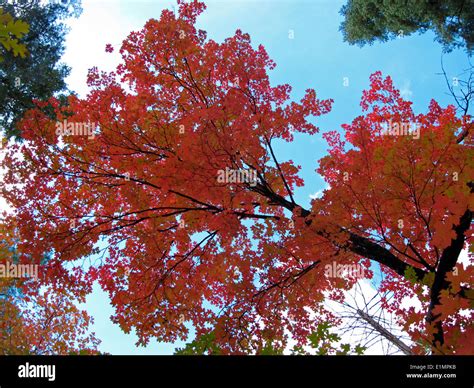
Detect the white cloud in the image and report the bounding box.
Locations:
[400,80,413,100]
[309,183,330,200]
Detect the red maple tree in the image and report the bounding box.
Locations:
[0,222,100,355]
[1,0,472,354]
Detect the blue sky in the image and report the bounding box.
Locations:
[61,0,469,354]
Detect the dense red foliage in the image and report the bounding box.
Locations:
[1,0,472,354]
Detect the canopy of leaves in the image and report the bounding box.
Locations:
[0,0,82,138]
[175,323,366,355]
[0,222,100,355]
[340,0,474,54]
[0,0,472,355]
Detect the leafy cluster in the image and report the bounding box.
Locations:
[340,0,474,54]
